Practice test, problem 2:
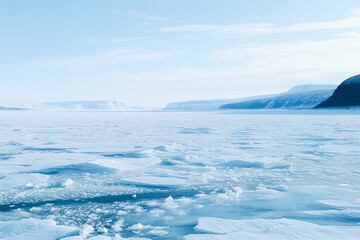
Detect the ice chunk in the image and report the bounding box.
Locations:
[148,229,169,236]
[0,218,77,239]
[122,175,188,187]
[186,217,360,240]
[218,160,264,169]
[62,178,75,187]
[117,210,127,215]
[90,157,161,171]
[0,173,48,190]
[112,219,124,232]
[178,127,213,134]
[319,199,360,209]
[60,224,93,240]
[163,196,178,209]
[0,209,31,221]
[216,187,243,204]
[128,223,151,230]
[87,236,150,240]
[301,209,360,220]
[0,152,101,175]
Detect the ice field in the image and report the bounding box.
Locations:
[0,111,359,239]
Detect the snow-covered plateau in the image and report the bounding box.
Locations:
[0,110,359,239]
[0,101,130,112]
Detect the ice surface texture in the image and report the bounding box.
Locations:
[186,217,360,240]
[0,111,359,239]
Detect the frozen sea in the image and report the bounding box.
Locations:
[0,110,359,239]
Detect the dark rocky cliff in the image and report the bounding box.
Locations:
[316,74,360,108]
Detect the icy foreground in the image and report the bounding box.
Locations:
[187,217,360,240]
[0,111,359,239]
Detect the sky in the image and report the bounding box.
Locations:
[1,0,360,108]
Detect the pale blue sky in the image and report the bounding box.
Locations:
[1,0,360,107]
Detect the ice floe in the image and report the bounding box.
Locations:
[0,173,48,190]
[186,217,360,240]
[122,175,188,187]
[0,218,77,239]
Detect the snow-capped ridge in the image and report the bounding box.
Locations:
[286,84,336,94]
[163,94,280,111]
[218,84,336,110]
[164,84,336,111]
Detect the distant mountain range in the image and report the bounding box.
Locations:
[220,88,334,110]
[221,75,360,110]
[2,75,359,111]
[285,84,336,94]
[42,101,129,111]
[0,101,130,111]
[164,84,337,111]
[0,106,27,111]
[163,93,280,111]
[316,74,360,108]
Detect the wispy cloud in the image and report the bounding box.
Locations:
[212,32,360,62]
[93,33,360,103]
[128,11,167,21]
[114,9,167,21]
[36,49,172,68]
[209,33,360,85]
[109,36,150,42]
[160,17,360,36]
[81,36,150,43]
[346,8,360,15]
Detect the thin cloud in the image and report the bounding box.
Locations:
[128,11,167,21]
[92,34,360,104]
[346,8,360,15]
[35,49,172,68]
[114,9,167,21]
[80,37,150,43]
[212,33,360,62]
[109,37,150,42]
[160,17,360,36]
